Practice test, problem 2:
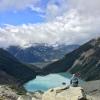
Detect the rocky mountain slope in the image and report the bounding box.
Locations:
[7,44,79,63]
[0,48,36,85]
[43,38,100,81]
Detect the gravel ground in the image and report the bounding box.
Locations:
[81,80,100,100]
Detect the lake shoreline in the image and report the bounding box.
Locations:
[24,72,84,92]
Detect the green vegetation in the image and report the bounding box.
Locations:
[0,48,36,85]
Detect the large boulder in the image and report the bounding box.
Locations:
[42,86,87,100]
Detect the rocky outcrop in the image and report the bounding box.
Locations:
[0,85,18,100]
[42,86,88,100]
[0,85,96,100]
[17,86,89,100]
[17,91,43,100]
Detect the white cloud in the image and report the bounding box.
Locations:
[29,6,44,13]
[45,0,68,20]
[0,0,41,11]
[68,0,100,16]
[0,9,100,48]
[0,0,100,48]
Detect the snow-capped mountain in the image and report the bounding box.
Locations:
[7,43,79,63]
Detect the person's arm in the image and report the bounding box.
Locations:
[70,79,72,84]
[76,78,79,84]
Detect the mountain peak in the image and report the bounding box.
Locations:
[7,44,79,63]
[89,37,100,46]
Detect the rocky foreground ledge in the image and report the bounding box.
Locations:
[42,86,88,100]
[0,81,100,100]
[0,86,92,100]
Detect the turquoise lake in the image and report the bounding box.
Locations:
[24,72,84,92]
[24,72,73,92]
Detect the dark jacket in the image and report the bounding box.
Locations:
[70,75,78,87]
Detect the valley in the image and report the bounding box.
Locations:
[0,0,100,99]
[0,37,100,100]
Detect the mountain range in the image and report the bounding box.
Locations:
[7,44,79,63]
[0,37,100,84]
[43,38,100,81]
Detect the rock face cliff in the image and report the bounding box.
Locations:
[69,38,100,81]
[43,38,100,81]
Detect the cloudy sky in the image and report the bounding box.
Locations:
[0,0,100,48]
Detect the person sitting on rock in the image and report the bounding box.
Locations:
[70,74,79,87]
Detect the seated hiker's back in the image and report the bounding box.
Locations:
[70,74,78,87]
